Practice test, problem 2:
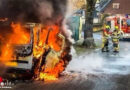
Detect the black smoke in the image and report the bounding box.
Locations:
[0,0,68,23]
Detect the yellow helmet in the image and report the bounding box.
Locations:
[115,26,119,30]
[105,25,110,29]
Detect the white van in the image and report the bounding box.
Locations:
[5,23,36,79]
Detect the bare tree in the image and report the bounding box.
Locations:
[83,0,97,48]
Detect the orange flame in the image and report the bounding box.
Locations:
[33,24,65,81]
[0,22,66,81]
[33,25,61,59]
[0,23,30,66]
[10,23,30,44]
[40,60,64,81]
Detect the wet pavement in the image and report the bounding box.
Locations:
[5,33,130,90]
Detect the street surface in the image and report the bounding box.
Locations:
[8,33,130,90]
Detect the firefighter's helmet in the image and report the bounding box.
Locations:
[105,25,110,29]
[115,26,119,30]
[105,25,110,31]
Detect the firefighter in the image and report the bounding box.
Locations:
[101,25,111,52]
[111,26,120,52]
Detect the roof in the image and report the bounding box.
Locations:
[96,0,111,12]
[102,0,130,14]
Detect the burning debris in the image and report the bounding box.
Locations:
[32,24,70,81]
[0,0,72,81]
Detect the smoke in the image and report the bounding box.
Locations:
[0,0,68,24]
[66,47,130,75]
[0,0,73,41]
[0,0,73,72]
[62,21,75,43]
[66,53,104,74]
[37,1,54,22]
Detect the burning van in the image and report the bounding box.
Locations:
[9,23,34,70]
[0,22,35,79]
[0,0,72,81]
[0,20,71,80]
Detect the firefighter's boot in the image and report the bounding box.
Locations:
[102,38,109,52]
[106,46,109,52]
[113,43,119,53]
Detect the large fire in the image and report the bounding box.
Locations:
[39,60,64,81]
[0,0,71,82]
[0,23,30,66]
[0,22,69,81]
[33,25,61,59]
[33,24,66,81]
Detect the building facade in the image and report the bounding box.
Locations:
[103,0,130,15]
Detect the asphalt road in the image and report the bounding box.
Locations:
[4,34,130,90]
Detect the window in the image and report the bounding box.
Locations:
[113,3,120,9]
